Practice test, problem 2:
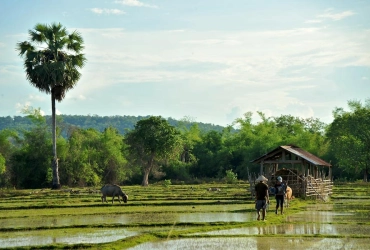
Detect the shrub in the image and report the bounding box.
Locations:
[225,169,238,184]
[163,179,172,188]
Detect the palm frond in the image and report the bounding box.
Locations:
[17,22,86,101]
[16,41,34,56]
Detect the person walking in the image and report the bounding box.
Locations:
[274,176,287,215]
[254,175,270,221]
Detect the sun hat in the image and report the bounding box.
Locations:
[277,176,283,182]
[256,175,268,182]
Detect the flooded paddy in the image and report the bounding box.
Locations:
[0,212,253,229]
[128,237,370,250]
[191,223,370,236]
[0,183,370,249]
[0,228,137,249]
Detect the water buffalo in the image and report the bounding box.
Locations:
[100,184,128,204]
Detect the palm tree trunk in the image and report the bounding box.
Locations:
[51,92,61,189]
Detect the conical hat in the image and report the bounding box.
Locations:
[256,175,268,182]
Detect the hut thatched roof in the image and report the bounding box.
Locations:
[251,145,331,167]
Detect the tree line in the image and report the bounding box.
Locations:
[0,114,226,136]
[0,99,369,188]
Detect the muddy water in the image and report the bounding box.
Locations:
[1,203,369,248]
[0,214,131,229]
[0,210,365,229]
[128,237,370,250]
[178,212,253,222]
[0,212,253,229]
[0,229,137,249]
[287,211,359,223]
[191,223,370,236]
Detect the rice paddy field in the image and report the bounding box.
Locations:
[0,182,369,249]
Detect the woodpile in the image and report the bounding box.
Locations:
[266,168,332,200]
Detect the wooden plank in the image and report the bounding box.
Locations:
[263,160,303,164]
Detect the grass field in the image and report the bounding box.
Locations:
[0,182,370,249]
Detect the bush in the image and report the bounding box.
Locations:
[163,179,172,188]
[225,169,238,184]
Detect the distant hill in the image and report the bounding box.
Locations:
[0,115,227,135]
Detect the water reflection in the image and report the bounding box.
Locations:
[192,224,370,236]
[286,211,355,223]
[0,212,253,229]
[0,214,131,228]
[1,202,369,248]
[2,209,363,230]
[0,229,137,249]
[128,237,370,250]
[178,212,253,222]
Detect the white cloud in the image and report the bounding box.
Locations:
[114,0,158,8]
[167,30,186,33]
[318,10,355,21]
[77,26,370,91]
[183,39,242,46]
[15,102,31,114]
[60,24,370,125]
[28,94,45,102]
[304,19,323,24]
[66,94,87,101]
[78,95,86,100]
[90,8,125,15]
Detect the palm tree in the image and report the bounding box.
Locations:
[17,23,86,189]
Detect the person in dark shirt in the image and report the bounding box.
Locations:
[254,175,270,221]
[274,176,287,215]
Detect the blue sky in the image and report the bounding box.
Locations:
[0,0,369,126]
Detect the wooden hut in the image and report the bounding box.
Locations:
[250,145,333,200]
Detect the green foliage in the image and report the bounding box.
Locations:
[0,115,227,135]
[0,129,18,186]
[125,116,182,186]
[17,22,87,189]
[21,106,46,125]
[177,122,201,164]
[191,130,226,178]
[11,125,52,188]
[162,161,192,181]
[16,23,86,98]
[0,154,5,175]
[224,169,238,184]
[226,111,331,179]
[59,127,130,186]
[163,179,172,187]
[2,98,369,187]
[327,99,370,181]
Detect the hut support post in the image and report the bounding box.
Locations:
[260,162,263,175]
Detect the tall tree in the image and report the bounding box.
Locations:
[327,99,370,182]
[11,108,52,188]
[17,23,86,189]
[0,129,18,187]
[192,130,224,178]
[125,116,181,186]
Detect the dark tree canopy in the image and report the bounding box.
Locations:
[125,116,181,186]
[327,99,370,182]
